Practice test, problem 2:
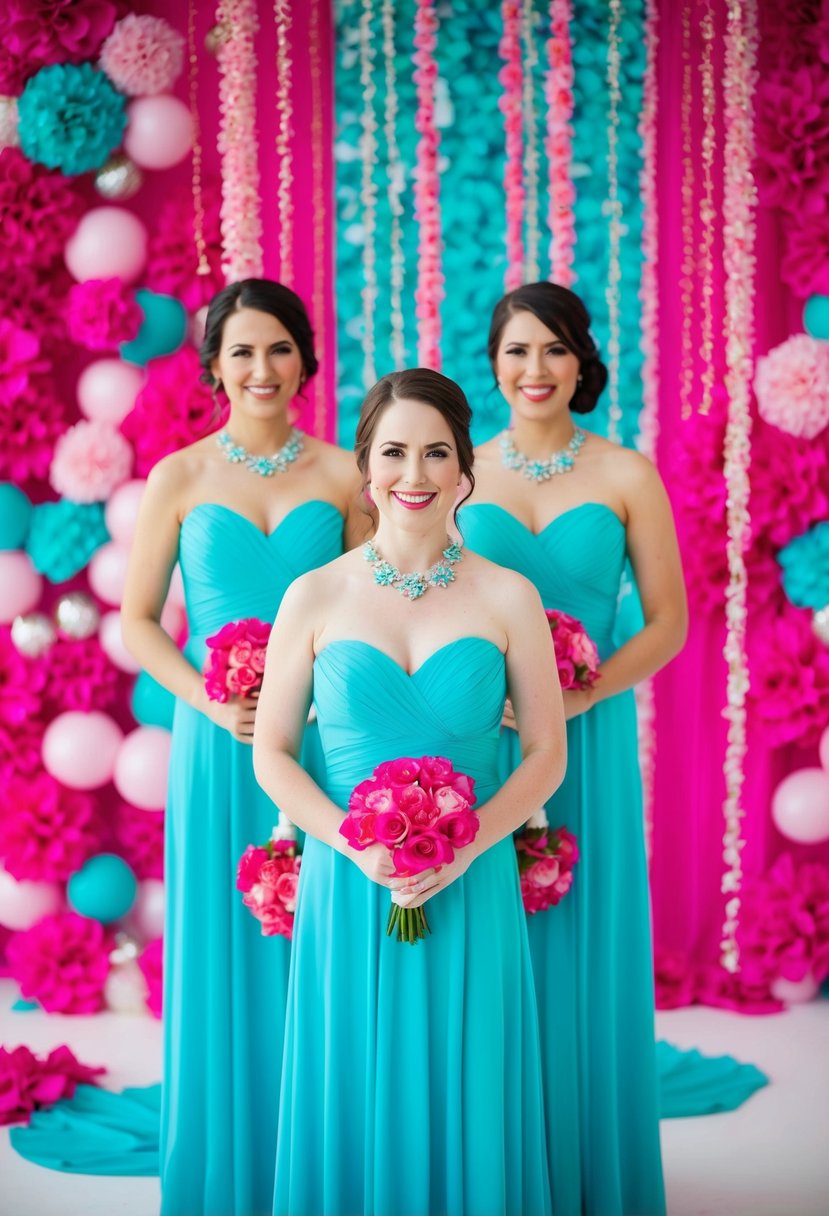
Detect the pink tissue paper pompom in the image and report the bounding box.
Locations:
[754,334,829,440]
[0,0,118,94]
[7,911,111,1015]
[99,14,185,97]
[0,148,84,271]
[0,1043,105,1127]
[49,419,133,503]
[137,936,162,1018]
[67,278,143,351]
[0,768,103,883]
[36,634,120,715]
[747,602,829,749]
[121,346,220,475]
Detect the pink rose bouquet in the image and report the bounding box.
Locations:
[340,755,479,944]
[545,609,601,690]
[515,808,579,915]
[204,617,271,703]
[236,813,301,940]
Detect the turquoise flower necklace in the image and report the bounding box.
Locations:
[500,427,586,481]
[363,539,464,600]
[217,427,304,477]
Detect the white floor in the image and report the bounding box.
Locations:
[1,977,827,1216]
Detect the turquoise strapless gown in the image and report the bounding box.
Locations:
[273,637,552,1216]
[462,502,665,1216]
[162,501,343,1215]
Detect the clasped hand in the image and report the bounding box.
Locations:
[348,842,475,907]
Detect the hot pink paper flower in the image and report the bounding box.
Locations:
[0,1043,105,1126]
[36,634,120,715]
[0,264,72,347]
[137,937,162,1019]
[754,334,829,440]
[121,346,220,475]
[0,148,83,270]
[0,319,48,404]
[747,602,829,748]
[0,380,66,483]
[754,63,829,216]
[49,419,133,504]
[0,2,117,89]
[781,214,829,299]
[0,627,45,732]
[653,946,697,1010]
[67,278,143,351]
[99,14,184,96]
[749,421,829,549]
[7,912,111,1014]
[145,183,224,312]
[738,853,829,992]
[0,769,102,882]
[113,804,164,882]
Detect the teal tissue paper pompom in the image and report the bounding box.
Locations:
[26,500,109,582]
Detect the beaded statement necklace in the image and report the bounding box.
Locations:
[217,427,304,477]
[363,540,463,600]
[499,427,586,481]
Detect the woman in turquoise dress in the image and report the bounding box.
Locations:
[253,368,567,1216]
[121,279,357,1215]
[461,282,688,1216]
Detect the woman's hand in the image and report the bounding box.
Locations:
[561,687,596,720]
[202,691,259,743]
[501,696,517,731]
[347,842,400,888]
[389,849,476,909]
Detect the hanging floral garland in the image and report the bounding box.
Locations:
[499,0,525,291]
[545,0,575,287]
[308,0,328,437]
[186,0,211,279]
[412,0,443,370]
[521,0,541,284]
[719,0,759,976]
[216,0,264,282]
[358,0,379,387]
[678,1,695,420]
[603,0,623,445]
[273,0,294,286]
[382,0,406,369]
[698,0,717,415]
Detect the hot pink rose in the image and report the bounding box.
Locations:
[556,657,577,689]
[258,858,290,890]
[436,809,479,848]
[236,845,269,893]
[339,812,377,850]
[397,784,438,827]
[393,830,454,875]
[250,647,267,674]
[417,755,454,790]
[373,810,411,847]
[374,757,421,785]
[445,771,476,801]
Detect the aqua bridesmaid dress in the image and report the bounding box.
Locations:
[162,500,343,1216]
[462,502,666,1216]
[273,637,552,1216]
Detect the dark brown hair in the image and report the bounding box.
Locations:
[488,282,608,414]
[355,368,475,514]
[199,278,319,386]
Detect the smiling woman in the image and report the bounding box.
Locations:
[117,278,359,1216]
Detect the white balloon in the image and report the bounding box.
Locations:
[99,610,141,673]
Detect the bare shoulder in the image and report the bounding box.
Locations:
[306,435,359,478]
[587,435,661,494]
[279,550,353,614]
[472,434,502,465]
[142,441,216,513]
[464,551,542,612]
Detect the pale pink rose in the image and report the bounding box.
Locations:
[258,859,289,891]
[433,786,470,816]
[228,640,254,667]
[373,810,411,848]
[529,857,561,889]
[226,665,257,696]
[250,647,267,674]
[553,873,573,898]
[364,788,398,814]
[274,871,298,913]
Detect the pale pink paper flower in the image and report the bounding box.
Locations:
[99,14,185,97]
[49,419,133,503]
[755,334,829,439]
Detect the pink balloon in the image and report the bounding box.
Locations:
[124,95,194,170]
[42,710,124,789]
[770,974,819,1004]
[131,878,165,940]
[77,359,145,425]
[99,610,141,674]
[166,563,186,609]
[820,725,829,776]
[114,727,171,811]
[771,768,829,844]
[64,206,148,284]
[0,551,42,622]
[105,479,147,546]
[88,541,131,606]
[0,870,62,930]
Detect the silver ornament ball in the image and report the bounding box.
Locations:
[813,605,829,646]
[54,591,101,640]
[11,612,56,658]
[0,96,19,150]
[94,154,143,201]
